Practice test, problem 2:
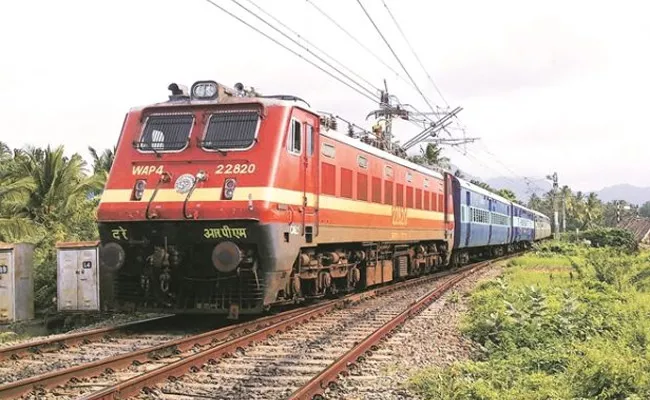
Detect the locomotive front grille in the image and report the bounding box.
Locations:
[179,271,265,312]
[113,270,265,313]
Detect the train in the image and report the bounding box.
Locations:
[96,79,551,318]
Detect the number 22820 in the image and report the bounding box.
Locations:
[215,163,256,174]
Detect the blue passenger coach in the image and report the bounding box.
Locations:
[450,176,515,264]
[449,174,545,265]
[512,202,536,244]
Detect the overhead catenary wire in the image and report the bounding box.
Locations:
[381,0,449,109]
[200,0,378,104]
[305,0,439,111]
[241,0,382,95]
[202,0,533,194]
[355,0,438,116]
[227,0,379,100]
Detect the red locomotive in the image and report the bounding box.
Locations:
[97,80,455,318]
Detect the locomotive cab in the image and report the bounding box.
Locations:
[97,80,321,316]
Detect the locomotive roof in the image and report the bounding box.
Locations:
[320,128,445,180]
[132,95,446,181]
[131,95,307,112]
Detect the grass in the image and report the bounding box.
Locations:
[408,240,650,400]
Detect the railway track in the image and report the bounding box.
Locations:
[3,255,511,400]
[0,315,186,386]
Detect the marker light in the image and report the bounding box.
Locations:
[133,179,147,200]
[191,80,218,100]
[223,178,237,200]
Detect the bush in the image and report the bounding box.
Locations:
[582,228,638,252]
[409,248,650,400]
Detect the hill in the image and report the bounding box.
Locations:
[595,184,650,205]
[484,177,650,206]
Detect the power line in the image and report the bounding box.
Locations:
[241,0,381,94]
[200,0,378,104]
[355,0,437,115]
[304,0,425,98]
[381,0,449,108]
[228,0,378,100]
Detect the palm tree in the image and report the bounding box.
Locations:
[88,145,115,175]
[88,146,116,191]
[0,142,36,241]
[15,145,100,226]
[583,192,602,229]
[560,185,573,232]
[496,189,517,202]
[423,143,451,169]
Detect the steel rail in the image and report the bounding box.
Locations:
[0,314,174,362]
[76,256,513,400]
[287,257,506,400]
[74,269,460,400]
[0,266,450,400]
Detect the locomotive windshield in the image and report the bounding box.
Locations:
[201,110,260,150]
[135,114,193,152]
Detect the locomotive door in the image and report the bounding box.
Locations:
[301,113,320,242]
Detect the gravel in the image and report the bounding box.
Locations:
[320,263,505,400]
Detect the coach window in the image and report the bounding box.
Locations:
[288,119,302,155]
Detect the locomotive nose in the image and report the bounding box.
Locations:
[211,241,242,273]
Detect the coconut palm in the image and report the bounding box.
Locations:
[423,143,451,169]
[15,145,100,226]
[0,142,36,241]
[583,192,602,229]
[88,145,116,192]
[497,188,517,202]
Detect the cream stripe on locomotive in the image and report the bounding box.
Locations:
[99,187,454,222]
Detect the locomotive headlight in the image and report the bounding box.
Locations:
[191,80,218,100]
[133,179,147,200]
[174,173,196,194]
[222,178,237,200]
[99,242,126,271]
[211,241,242,273]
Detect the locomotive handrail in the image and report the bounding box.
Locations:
[145,171,172,219]
[183,170,207,220]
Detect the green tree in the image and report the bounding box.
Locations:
[88,145,115,193]
[496,188,517,202]
[583,192,603,229]
[409,143,451,170]
[0,142,36,241]
[639,201,650,218]
[14,145,101,228]
[470,179,493,192]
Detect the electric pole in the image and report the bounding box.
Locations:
[549,172,559,239]
[562,191,567,233]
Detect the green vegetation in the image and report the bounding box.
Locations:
[0,142,112,314]
[409,236,650,400]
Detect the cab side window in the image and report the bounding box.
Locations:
[288,119,302,154]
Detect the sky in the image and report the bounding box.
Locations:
[1,0,648,193]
